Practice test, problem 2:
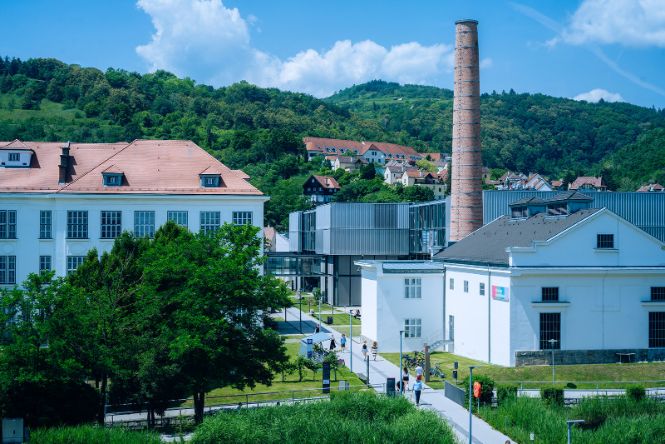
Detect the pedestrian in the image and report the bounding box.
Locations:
[361,341,368,360]
[340,333,347,352]
[315,324,320,333]
[371,341,378,360]
[413,378,423,406]
[329,335,337,351]
[401,367,410,393]
[415,363,423,379]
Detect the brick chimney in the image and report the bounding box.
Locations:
[58,141,71,184]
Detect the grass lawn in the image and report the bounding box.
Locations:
[312,312,360,326]
[382,351,665,389]
[181,342,365,407]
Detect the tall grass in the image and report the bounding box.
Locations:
[30,425,161,444]
[480,396,665,444]
[192,391,455,444]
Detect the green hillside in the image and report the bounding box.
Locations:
[1,58,664,229]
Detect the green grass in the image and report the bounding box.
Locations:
[480,396,665,444]
[31,425,160,444]
[192,391,456,444]
[382,352,665,389]
[312,313,360,326]
[181,341,364,407]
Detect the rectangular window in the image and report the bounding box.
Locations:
[448,315,454,341]
[649,312,665,348]
[39,255,52,272]
[134,211,155,238]
[480,282,485,296]
[8,153,20,162]
[0,256,16,284]
[167,211,188,227]
[67,211,88,239]
[0,210,17,239]
[404,318,422,338]
[449,278,454,290]
[39,210,52,239]
[101,211,122,239]
[200,211,221,234]
[66,256,85,275]
[232,211,253,226]
[464,280,469,293]
[542,287,560,302]
[651,287,665,302]
[539,313,561,350]
[596,234,614,249]
[404,278,422,299]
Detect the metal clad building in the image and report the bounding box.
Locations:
[484,191,665,242]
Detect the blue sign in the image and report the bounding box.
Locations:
[491,285,509,302]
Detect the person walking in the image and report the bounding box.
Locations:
[415,363,423,379]
[413,377,423,406]
[401,367,410,393]
[340,333,347,352]
[371,341,378,360]
[329,335,337,351]
[314,324,320,333]
[361,341,368,360]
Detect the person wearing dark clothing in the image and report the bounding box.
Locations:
[329,335,337,350]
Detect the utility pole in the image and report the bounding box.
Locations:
[469,365,476,444]
[349,310,353,372]
[399,330,404,394]
[548,338,558,385]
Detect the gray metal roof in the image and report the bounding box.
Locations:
[382,261,444,273]
[435,208,602,266]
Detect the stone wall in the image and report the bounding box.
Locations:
[515,348,665,366]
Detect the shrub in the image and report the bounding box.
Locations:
[31,425,160,444]
[541,386,564,406]
[626,384,646,402]
[461,374,495,407]
[496,384,518,405]
[566,382,577,389]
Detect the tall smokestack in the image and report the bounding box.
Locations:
[450,19,482,242]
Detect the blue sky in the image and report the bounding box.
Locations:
[1,0,664,108]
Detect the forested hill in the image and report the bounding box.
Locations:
[0,58,664,226]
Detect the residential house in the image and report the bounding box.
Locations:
[569,176,607,191]
[637,184,665,192]
[303,175,340,204]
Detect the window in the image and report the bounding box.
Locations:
[103,174,123,186]
[404,318,422,338]
[464,280,469,293]
[232,211,253,226]
[39,210,52,239]
[200,175,221,187]
[8,153,19,162]
[39,255,52,272]
[448,315,454,341]
[0,210,17,239]
[480,282,485,296]
[67,256,85,275]
[449,278,454,290]
[167,211,188,227]
[542,287,560,302]
[596,234,614,249]
[0,256,16,284]
[67,211,88,239]
[649,312,665,348]
[200,211,221,234]
[539,313,561,350]
[404,278,422,299]
[134,211,155,238]
[651,287,665,302]
[101,211,122,239]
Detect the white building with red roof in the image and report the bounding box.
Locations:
[0,139,266,285]
[303,137,424,167]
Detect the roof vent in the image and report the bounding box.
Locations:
[59,141,72,184]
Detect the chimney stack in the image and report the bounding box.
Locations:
[59,141,71,184]
[450,20,483,242]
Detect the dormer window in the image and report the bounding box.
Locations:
[200,174,221,187]
[103,173,123,186]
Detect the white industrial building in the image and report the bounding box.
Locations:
[357,192,665,366]
[0,139,266,286]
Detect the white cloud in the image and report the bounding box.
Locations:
[136,0,455,97]
[480,58,493,69]
[573,88,624,102]
[561,0,665,47]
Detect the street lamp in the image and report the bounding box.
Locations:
[548,338,559,385]
[297,291,302,334]
[468,365,477,444]
[399,330,404,394]
[349,309,354,372]
[566,419,585,444]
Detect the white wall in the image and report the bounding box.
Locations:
[360,271,378,341]
[0,193,266,286]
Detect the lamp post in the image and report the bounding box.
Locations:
[297,291,302,334]
[349,309,354,372]
[548,338,559,385]
[399,330,404,394]
[566,419,585,444]
[468,365,476,444]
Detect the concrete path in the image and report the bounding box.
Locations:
[285,306,514,444]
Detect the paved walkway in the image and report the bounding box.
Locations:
[285,307,513,444]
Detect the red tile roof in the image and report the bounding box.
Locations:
[312,175,340,190]
[569,176,606,190]
[303,137,420,157]
[637,183,664,192]
[0,140,261,195]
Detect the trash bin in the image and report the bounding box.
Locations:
[326,316,334,324]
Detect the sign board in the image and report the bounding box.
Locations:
[322,362,331,394]
[491,285,509,302]
[2,418,24,444]
[386,377,396,397]
[473,381,481,398]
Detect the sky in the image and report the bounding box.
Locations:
[1,0,664,108]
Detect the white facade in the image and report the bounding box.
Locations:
[0,193,266,286]
[357,261,445,353]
